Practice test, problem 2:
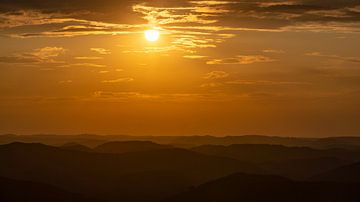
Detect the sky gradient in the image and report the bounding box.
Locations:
[0,0,359,136]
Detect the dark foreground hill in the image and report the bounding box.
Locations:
[0,142,260,202]
[94,141,171,154]
[313,161,360,183]
[162,173,360,202]
[0,176,101,202]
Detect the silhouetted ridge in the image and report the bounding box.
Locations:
[61,142,93,152]
[0,142,260,202]
[262,156,349,180]
[0,176,101,202]
[192,144,360,163]
[162,173,360,202]
[313,161,360,182]
[94,141,171,154]
[3,134,360,149]
[0,142,62,152]
[192,144,360,179]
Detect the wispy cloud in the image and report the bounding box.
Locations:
[263,49,285,54]
[183,55,208,59]
[0,46,65,64]
[0,10,144,38]
[58,80,73,84]
[92,91,239,102]
[61,63,106,68]
[226,80,311,85]
[306,52,360,63]
[90,48,111,55]
[74,56,103,60]
[203,71,229,79]
[207,55,275,65]
[102,77,134,83]
[200,82,223,88]
[30,47,65,60]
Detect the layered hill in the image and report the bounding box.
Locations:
[162,173,360,202]
[192,144,360,179]
[3,134,360,149]
[0,142,260,202]
[94,141,171,154]
[313,161,360,183]
[0,176,101,202]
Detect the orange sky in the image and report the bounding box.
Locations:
[0,0,359,136]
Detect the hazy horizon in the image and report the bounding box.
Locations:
[2,133,360,138]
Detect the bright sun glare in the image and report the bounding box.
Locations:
[145,29,160,42]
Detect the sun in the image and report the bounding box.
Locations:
[145,29,160,42]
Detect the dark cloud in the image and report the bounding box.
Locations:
[0,0,144,24]
[1,0,360,38]
[259,4,324,13]
[212,0,360,29]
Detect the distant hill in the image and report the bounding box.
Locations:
[2,134,360,149]
[192,144,360,163]
[261,157,349,180]
[94,141,171,154]
[0,176,101,202]
[313,161,360,183]
[162,173,360,202]
[0,134,108,147]
[60,142,93,152]
[192,144,359,179]
[0,142,260,202]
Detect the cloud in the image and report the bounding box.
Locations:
[91,91,236,102]
[0,10,144,38]
[306,52,360,63]
[132,2,231,25]
[1,0,359,39]
[0,0,359,62]
[90,48,111,55]
[0,0,140,24]
[93,91,159,101]
[61,63,106,68]
[31,47,66,60]
[200,82,223,88]
[122,46,179,54]
[0,46,65,64]
[207,55,275,65]
[203,71,229,79]
[183,55,208,59]
[58,80,73,84]
[74,56,103,60]
[131,2,239,52]
[102,77,134,83]
[226,80,311,85]
[263,49,285,54]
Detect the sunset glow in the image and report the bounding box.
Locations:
[0,0,359,136]
[145,30,160,42]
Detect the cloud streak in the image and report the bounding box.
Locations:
[306,52,360,63]
[0,46,65,64]
[207,55,275,65]
[102,78,134,83]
